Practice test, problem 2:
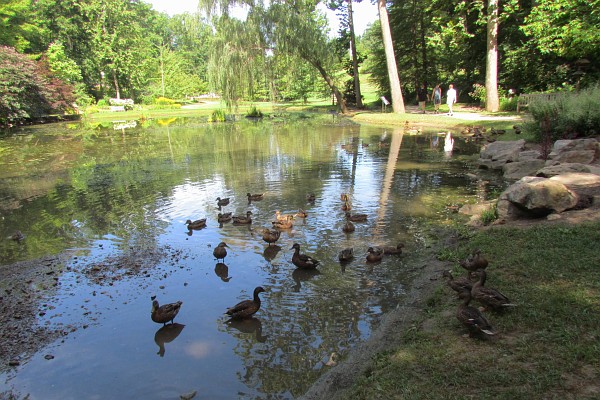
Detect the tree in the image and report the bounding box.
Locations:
[377,0,405,113]
[0,0,45,53]
[485,0,499,111]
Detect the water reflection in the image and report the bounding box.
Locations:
[154,323,185,357]
[0,117,508,399]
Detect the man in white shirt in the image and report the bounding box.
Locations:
[446,84,457,116]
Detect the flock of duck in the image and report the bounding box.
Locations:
[151,192,406,326]
[444,249,516,337]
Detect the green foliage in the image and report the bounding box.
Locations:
[469,83,486,107]
[97,99,108,107]
[246,106,263,118]
[480,203,498,225]
[529,86,600,142]
[208,109,226,122]
[499,96,518,111]
[154,97,176,106]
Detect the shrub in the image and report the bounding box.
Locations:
[480,203,498,226]
[208,109,226,122]
[469,83,486,107]
[154,97,176,106]
[499,96,518,111]
[97,99,109,107]
[529,86,600,142]
[246,106,263,118]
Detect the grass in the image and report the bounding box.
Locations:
[343,222,600,399]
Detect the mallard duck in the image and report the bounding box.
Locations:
[185,218,207,230]
[151,297,183,325]
[442,270,473,293]
[295,209,308,218]
[471,269,516,311]
[232,211,253,224]
[225,286,266,319]
[291,243,320,269]
[383,243,404,255]
[513,125,522,135]
[216,197,230,207]
[459,249,488,276]
[247,193,264,201]
[366,247,384,263]
[262,228,281,246]
[217,212,232,223]
[342,220,355,233]
[456,290,495,337]
[275,210,294,222]
[338,248,354,262]
[213,241,230,261]
[272,219,293,230]
[306,193,316,203]
[340,193,350,202]
[10,230,25,241]
[341,200,351,211]
[346,212,367,222]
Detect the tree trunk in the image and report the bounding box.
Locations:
[377,0,405,113]
[485,0,499,112]
[348,0,363,108]
[310,59,348,113]
[112,70,121,100]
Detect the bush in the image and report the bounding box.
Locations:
[97,99,109,107]
[154,97,176,106]
[208,109,226,122]
[469,83,486,107]
[499,96,518,111]
[480,203,498,226]
[246,106,263,118]
[529,86,600,142]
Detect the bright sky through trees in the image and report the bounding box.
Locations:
[146,0,379,36]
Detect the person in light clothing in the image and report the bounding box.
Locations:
[446,84,457,116]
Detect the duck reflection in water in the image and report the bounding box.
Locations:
[262,244,282,262]
[225,317,269,343]
[214,262,232,282]
[154,323,185,357]
[292,268,321,292]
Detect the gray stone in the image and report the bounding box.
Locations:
[549,173,600,208]
[518,150,542,162]
[479,140,525,163]
[536,163,600,178]
[548,138,599,164]
[502,160,546,180]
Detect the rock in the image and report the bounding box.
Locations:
[502,160,546,180]
[536,163,600,178]
[477,140,526,170]
[497,176,579,220]
[518,150,543,162]
[459,201,496,216]
[548,138,599,164]
[549,173,600,208]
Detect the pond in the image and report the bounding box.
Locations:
[0,115,505,399]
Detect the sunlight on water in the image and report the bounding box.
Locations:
[0,117,506,399]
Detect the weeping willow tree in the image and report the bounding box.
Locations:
[200,0,348,113]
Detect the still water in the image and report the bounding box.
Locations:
[0,115,503,399]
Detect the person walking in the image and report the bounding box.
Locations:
[432,84,442,114]
[446,84,457,116]
[417,83,428,114]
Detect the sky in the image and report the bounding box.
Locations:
[146,0,379,36]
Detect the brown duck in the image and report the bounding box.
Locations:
[295,209,308,218]
[383,243,404,255]
[459,249,488,276]
[217,212,232,223]
[213,241,230,261]
[272,219,293,230]
[471,269,516,311]
[342,220,355,233]
[185,218,207,230]
[306,193,316,203]
[216,197,230,207]
[247,193,264,201]
[262,228,281,246]
[442,270,473,293]
[346,212,367,222]
[456,290,495,337]
[366,247,384,263]
[338,248,354,262]
[232,211,253,224]
[225,286,266,319]
[151,297,183,325]
[291,243,320,269]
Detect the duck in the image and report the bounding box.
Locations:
[471,269,516,311]
[366,247,384,263]
[345,212,367,222]
[459,249,488,276]
[213,241,230,261]
[216,197,230,207]
[151,297,183,325]
[342,220,355,233]
[272,218,293,230]
[383,243,404,255]
[247,192,264,201]
[338,248,354,262]
[341,200,351,211]
[456,290,495,337]
[442,270,473,294]
[217,212,232,223]
[10,230,25,241]
[225,286,266,319]
[513,125,522,135]
[185,218,207,230]
[306,193,316,203]
[232,211,253,224]
[275,210,294,222]
[294,209,308,218]
[340,193,350,202]
[262,228,281,246]
[291,243,320,269]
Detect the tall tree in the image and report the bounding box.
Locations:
[485,0,499,111]
[377,0,404,113]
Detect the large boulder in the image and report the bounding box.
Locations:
[497,176,578,220]
[549,173,600,208]
[477,140,526,170]
[536,163,600,178]
[547,138,599,164]
[503,160,546,180]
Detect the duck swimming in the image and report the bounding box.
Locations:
[232,211,253,224]
[366,247,384,263]
[291,243,320,269]
[345,212,367,222]
[225,286,266,319]
[247,193,264,201]
[342,221,355,233]
[216,197,230,207]
[217,212,233,223]
[151,297,183,325]
[383,243,404,255]
[185,218,207,230]
[338,248,354,262]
